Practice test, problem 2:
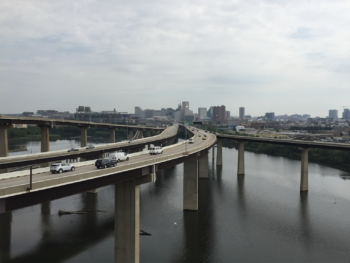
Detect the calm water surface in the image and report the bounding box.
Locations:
[1,142,350,262]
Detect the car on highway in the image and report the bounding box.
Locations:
[68,148,79,152]
[50,163,75,174]
[189,138,195,144]
[149,146,163,155]
[95,158,117,169]
[128,140,135,143]
[202,136,207,140]
[109,152,129,162]
[86,145,95,149]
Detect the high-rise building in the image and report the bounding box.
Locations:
[265,112,275,120]
[198,107,207,118]
[329,109,338,119]
[135,106,145,119]
[226,111,230,118]
[213,105,226,122]
[239,107,245,120]
[144,109,155,118]
[207,107,213,120]
[182,101,189,119]
[342,109,350,119]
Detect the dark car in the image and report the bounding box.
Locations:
[95,158,117,169]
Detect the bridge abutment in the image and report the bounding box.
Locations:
[300,147,310,191]
[198,151,209,178]
[183,156,198,210]
[216,139,223,166]
[237,142,246,175]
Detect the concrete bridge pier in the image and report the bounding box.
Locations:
[79,127,89,147]
[183,156,198,210]
[300,147,310,191]
[147,130,151,137]
[216,139,223,166]
[128,130,133,140]
[0,125,12,173]
[198,151,209,178]
[237,141,246,175]
[38,124,51,167]
[114,175,154,263]
[212,144,215,163]
[109,128,116,143]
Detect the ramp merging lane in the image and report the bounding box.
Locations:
[0,125,216,200]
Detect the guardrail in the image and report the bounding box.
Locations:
[0,125,216,199]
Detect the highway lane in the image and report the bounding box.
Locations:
[0,127,215,189]
[0,125,178,167]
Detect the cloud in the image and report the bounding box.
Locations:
[0,0,350,116]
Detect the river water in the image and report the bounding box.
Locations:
[1,139,350,262]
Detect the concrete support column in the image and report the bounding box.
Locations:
[79,127,89,147]
[212,145,215,163]
[38,125,50,167]
[0,125,12,174]
[39,125,50,152]
[183,157,198,210]
[138,130,143,139]
[237,142,246,175]
[198,151,209,178]
[216,139,223,166]
[147,131,151,137]
[128,130,133,140]
[115,180,140,263]
[300,148,310,191]
[110,129,116,143]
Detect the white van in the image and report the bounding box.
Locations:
[188,138,194,144]
[149,146,163,155]
[109,152,129,162]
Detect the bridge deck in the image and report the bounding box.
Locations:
[217,134,350,151]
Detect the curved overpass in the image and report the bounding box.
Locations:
[0,124,177,170]
[0,125,216,213]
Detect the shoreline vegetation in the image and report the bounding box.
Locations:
[197,125,350,166]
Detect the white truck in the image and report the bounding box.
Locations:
[149,146,163,155]
[188,138,195,144]
[109,152,129,162]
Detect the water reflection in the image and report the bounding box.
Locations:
[0,212,12,262]
[40,202,51,240]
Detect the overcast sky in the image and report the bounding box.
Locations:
[0,0,349,117]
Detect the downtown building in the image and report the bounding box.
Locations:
[212,105,226,122]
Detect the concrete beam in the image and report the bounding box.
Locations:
[299,147,310,191]
[237,142,246,175]
[198,151,209,178]
[183,156,198,210]
[79,127,89,147]
[216,139,223,166]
